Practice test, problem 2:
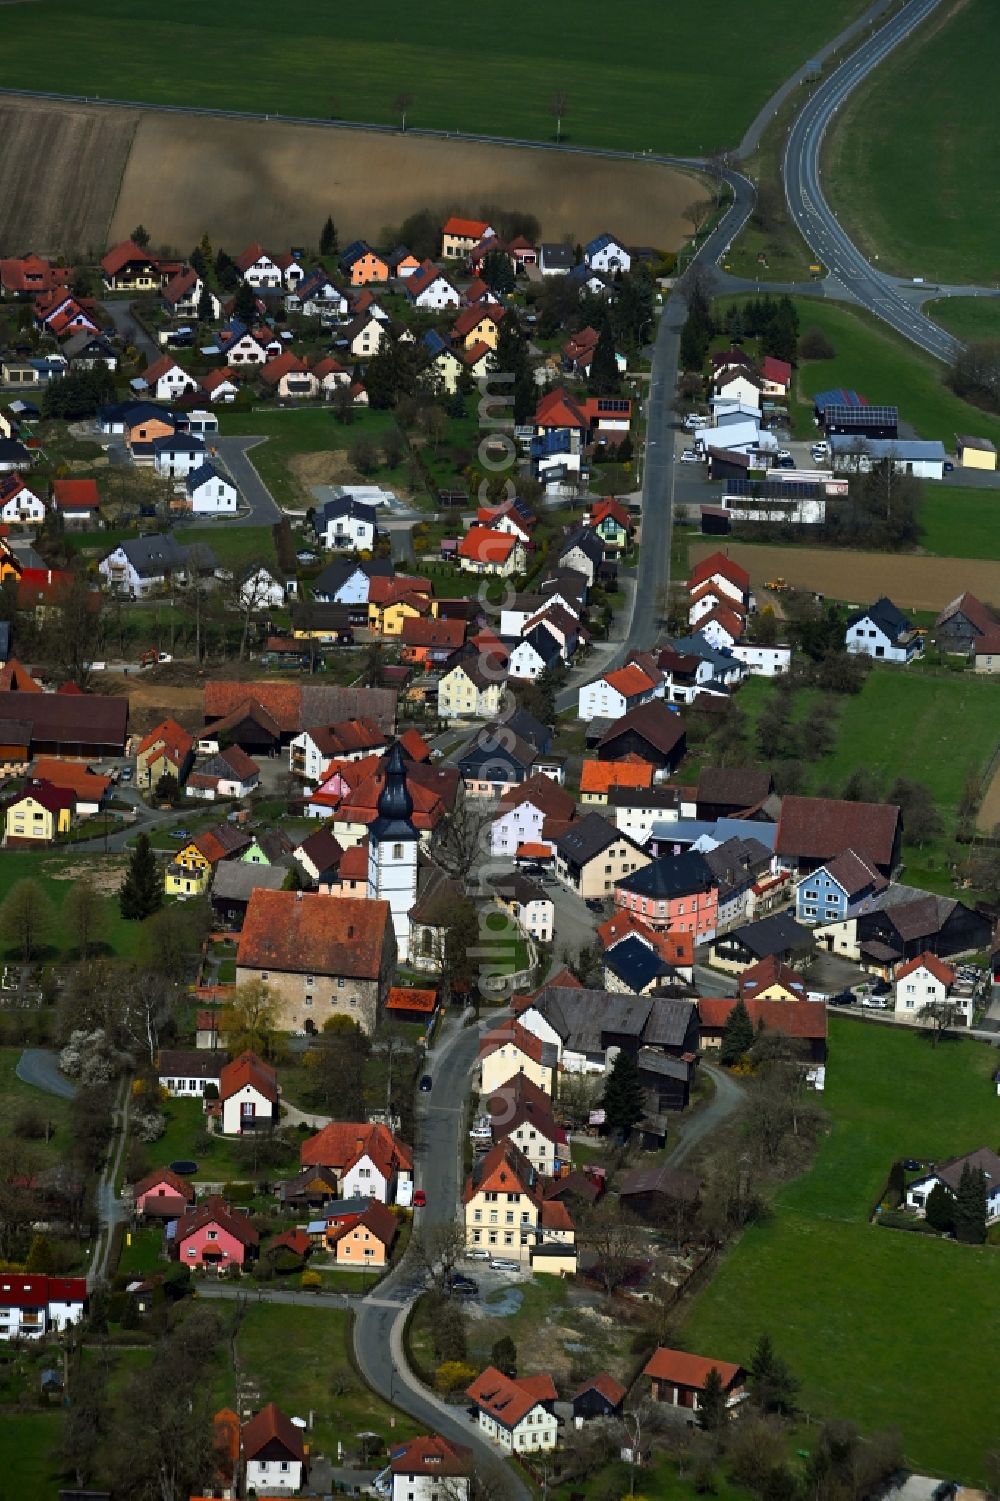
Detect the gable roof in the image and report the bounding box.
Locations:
[389,1435,472,1477]
[571,1371,626,1408]
[465,1366,557,1429]
[642,1346,744,1391]
[442,216,492,240]
[478,1020,553,1069]
[818,846,886,899]
[847,595,912,642]
[698,997,827,1041]
[776,795,901,869]
[921,1147,1000,1196]
[555,811,632,865]
[300,1120,412,1175]
[935,592,995,636]
[51,477,99,510]
[101,240,156,276]
[895,951,956,987]
[498,773,576,821]
[133,1166,196,1203]
[203,681,397,735]
[580,758,654,795]
[137,716,193,762]
[697,766,773,811]
[617,849,714,899]
[688,551,750,593]
[737,954,806,1001]
[241,1401,305,1463]
[175,1195,259,1249]
[237,890,389,978]
[598,702,686,759]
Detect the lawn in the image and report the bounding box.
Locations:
[775,298,1000,452]
[216,407,409,510]
[0,1412,64,1499]
[117,1225,166,1276]
[0,1047,72,1164]
[213,1303,420,1460]
[175,523,278,570]
[0,0,870,155]
[683,1021,998,1481]
[919,486,1000,562]
[0,849,147,962]
[152,1098,287,1184]
[826,0,1000,283]
[925,297,1000,343]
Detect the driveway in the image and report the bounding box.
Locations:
[16,1048,76,1099]
[665,1063,745,1168]
[100,297,159,364]
[210,436,282,526]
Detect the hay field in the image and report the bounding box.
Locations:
[110,116,702,252]
[0,97,138,256]
[688,541,1000,612]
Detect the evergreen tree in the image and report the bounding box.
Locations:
[491,318,535,425]
[232,282,258,325]
[215,248,239,291]
[953,1162,987,1244]
[601,1049,644,1138]
[924,1181,955,1234]
[481,249,515,295]
[130,224,151,249]
[588,318,621,396]
[197,286,215,324]
[491,1334,517,1376]
[119,833,163,921]
[720,997,754,1065]
[749,1332,798,1415]
[698,1366,728,1431]
[320,215,338,257]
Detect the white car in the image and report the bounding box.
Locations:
[776,448,792,461]
[465,1248,490,1261]
[860,995,889,1010]
[683,413,708,430]
[679,449,701,464]
[489,1257,521,1273]
[811,442,829,459]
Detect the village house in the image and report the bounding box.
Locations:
[441,217,495,258]
[463,1139,574,1267]
[236,888,394,1034]
[340,241,390,286]
[157,1048,227,1099]
[555,813,650,899]
[697,997,827,1061]
[578,663,661,721]
[288,717,386,781]
[775,795,902,878]
[165,824,251,897]
[466,1366,559,1451]
[139,355,198,402]
[326,1198,398,1267]
[458,527,526,577]
[260,351,318,400]
[490,774,576,858]
[487,1073,568,1176]
[404,261,461,309]
[186,462,238,515]
[50,477,100,525]
[642,1347,747,1418]
[379,1435,472,1501]
[219,1051,279,1135]
[615,850,719,939]
[4,782,75,844]
[794,847,887,925]
[0,474,45,524]
[845,597,923,663]
[487,870,554,943]
[905,1148,1000,1222]
[571,1373,626,1424]
[0,1276,87,1340]
[99,533,216,598]
[300,1121,413,1204]
[136,717,194,789]
[368,575,438,637]
[316,495,378,552]
[132,1168,196,1220]
[597,702,687,772]
[479,1021,557,1097]
[173,1196,259,1270]
[584,232,631,273]
[438,655,508,721]
[400,616,466,670]
[242,1402,306,1493]
[187,745,261,802]
[101,240,163,291]
[893,951,964,1023]
[934,592,997,656]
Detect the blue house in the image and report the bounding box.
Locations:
[794,847,887,926]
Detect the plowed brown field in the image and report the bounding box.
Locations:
[0,97,138,256]
[110,115,700,251]
[689,542,1000,613]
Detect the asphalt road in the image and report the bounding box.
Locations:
[16,1047,77,1099]
[210,435,282,525]
[665,1063,745,1169]
[782,0,969,362]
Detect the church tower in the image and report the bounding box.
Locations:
[367,741,419,961]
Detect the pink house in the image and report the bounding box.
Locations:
[614,856,719,941]
[173,1196,259,1270]
[133,1167,196,1220]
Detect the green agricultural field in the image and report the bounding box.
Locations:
[826,0,1000,283]
[0,1412,63,1499]
[926,297,1000,344]
[782,298,1000,450]
[0,0,868,154]
[683,1021,998,1481]
[919,486,1000,562]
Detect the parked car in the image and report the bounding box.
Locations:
[828,990,855,1007]
[776,448,792,461]
[412,1189,427,1208]
[419,1074,433,1092]
[683,413,708,430]
[489,1258,520,1273]
[860,995,889,1010]
[448,1274,479,1294]
[777,455,796,468]
[679,448,701,464]
[465,1248,490,1261]
[169,828,191,840]
[119,767,133,782]
[811,441,829,460]
[899,1158,923,1172]
[585,898,604,913]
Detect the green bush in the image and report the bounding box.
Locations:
[877,1209,939,1235]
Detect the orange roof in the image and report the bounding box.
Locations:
[515,842,554,860]
[453,304,504,338]
[219,1050,278,1105]
[688,551,750,593]
[213,1407,240,1468]
[478,1020,548,1067]
[579,758,654,794]
[136,716,193,762]
[0,658,43,692]
[443,216,492,240]
[643,1346,744,1391]
[589,497,631,529]
[603,664,657,698]
[338,841,369,881]
[31,758,110,801]
[389,1435,471,1478]
[534,385,587,430]
[698,604,745,640]
[697,998,827,1041]
[237,890,390,981]
[101,239,156,276]
[386,986,437,1015]
[398,727,433,763]
[301,1120,412,1176]
[466,1366,556,1428]
[895,951,956,987]
[458,527,518,564]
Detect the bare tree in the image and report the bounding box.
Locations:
[408,1221,467,1294]
[918,998,958,1047]
[431,797,494,883]
[394,90,414,131]
[683,199,715,238]
[549,89,569,143]
[579,1198,645,1295]
[231,560,275,661]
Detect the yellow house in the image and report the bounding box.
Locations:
[956,435,997,471]
[165,838,213,897]
[462,1138,544,1264]
[367,578,438,637]
[438,659,506,720]
[453,306,504,351]
[478,1021,555,1097]
[428,346,464,396]
[5,783,74,844]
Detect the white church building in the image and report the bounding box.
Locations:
[367,741,420,962]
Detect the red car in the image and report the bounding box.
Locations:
[413,1189,427,1208]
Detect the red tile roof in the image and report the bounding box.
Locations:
[453,304,504,338]
[241,1401,304,1463]
[400,616,467,650]
[136,716,193,763]
[697,998,827,1041]
[132,1167,196,1203]
[443,216,492,240]
[300,1120,412,1176]
[0,659,43,692]
[237,890,390,980]
[498,773,576,820]
[643,1346,744,1391]
[51,478,99,510]
[762,355,792,387]
[386,986,437,1014]
[895,951,956,987]
[398,727,433,763]
[571,1370,626,1407]
[219,1050,278,1105]
[175,1196,259,1249]
[478,1020,549,1067]
[458,527,518,564]
[737,955,806,1001]
[389,1435,472,1477]
[603,664,658,698]
[466,1367,556,1428]
[688,551,750,593]
[580,757,654,794]
[338,840,369,882]
[534,386,587,431]
[697,603,745,640]
[101,240,157,276]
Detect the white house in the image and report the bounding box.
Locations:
[893,952,959,1020]
[0,1275,86,1340]
[235,244,283,289]
[714,372,762,409]
[578,664,660,721]
[218,328,272,365]
[845,597,922,664]
[140,356,198,402]
[0,475,45,523]
[186,747,261,801]
[239,563,295,610]
[242,1404,306,1495]
[219,1052,278,1136]
[381,1435,471,1501]
[729,644,792,677]
[508,625,562,682]
[466,1367,559,1453]
[905,1148,1000,1222]
[406,262,462,309]
[584,233,631,274]
[490,778,572,858]
[186,462,238,515]
[316,495,377,551]
[157,1048,226,1098]
[152,432,206,478]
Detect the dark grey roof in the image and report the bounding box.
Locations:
[559,527,604,567]
[519,624,562,665]
[701,836,772,886]
[187,461,232,493]
[158,1048,228,1079]
[370,741,419,843]
[728,911,813,959]
[540,243,575,269]
[526,985,695,1055]
[606,785,683,811]
[109,532,217,576]
[619,1155,701,1198]
[643,996,698,1048]
[313,557,394,597]
[488,871,550,907]
[617,850,714,899]
[846,595,912,642]
[211,860,287,902]
[152,431,205,454]
[555,811,625,863]
[500,706,550,751]
[319,495,377,526]
[603,937,672,993]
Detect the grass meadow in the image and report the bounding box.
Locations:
[683,1021,999,1481]
[0,0,869,154]
[826,0,1000,283]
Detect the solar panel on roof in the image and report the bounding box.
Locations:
[823,404,897,425]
